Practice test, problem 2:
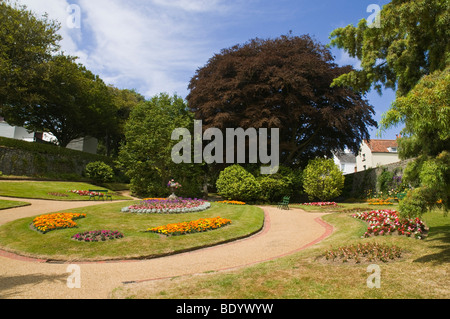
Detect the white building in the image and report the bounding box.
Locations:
[0,118,98,154]
[333,150,357,175]
[0,121,36,142]
[356,139,400,172]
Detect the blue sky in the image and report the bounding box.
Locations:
[18,0,401,140]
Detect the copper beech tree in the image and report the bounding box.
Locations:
[187,35,377,168]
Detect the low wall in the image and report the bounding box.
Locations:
[0,146,111,179]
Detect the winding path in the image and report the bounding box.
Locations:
[0,196,333,299]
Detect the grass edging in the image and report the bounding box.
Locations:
[0,203,265,263]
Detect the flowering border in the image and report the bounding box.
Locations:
[146,217,232,236]
[301,202,337,207]
[352,209,428,239]
[31,213,86,234]
[217,200,246,205]
[72,230,124,242]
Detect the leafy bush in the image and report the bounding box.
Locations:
[216,165,261,202]
[303,158,345,201]
[399,151,449,218]
[258,175,291,203]
[85,161,114,183]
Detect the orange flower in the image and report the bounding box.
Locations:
[147,217,231,236]
[32,213,86,234]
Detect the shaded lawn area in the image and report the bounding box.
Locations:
[0,181,131,201]
[0,202,264,262]
[110,208,450,299]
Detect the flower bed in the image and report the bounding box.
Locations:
[352,209,428,239]
[324,242,403,263]
[72,230,124,242]
[217,200,246,205]
[146,217,232,236]
[68,190,101,196]
[121,198,211,214]
[302,202,337,207]
[367,198,394,205]
[32,213,86,234]
[48,192,69,197]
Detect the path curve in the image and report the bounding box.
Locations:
[0,197,333,299]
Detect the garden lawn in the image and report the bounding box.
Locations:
[111,208,450,299]
[0,199,31,210]
[0,202,264,261]
[0,181,131,201]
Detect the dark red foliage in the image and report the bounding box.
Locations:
[187,34,377,167]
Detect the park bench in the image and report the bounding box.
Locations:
[89,190,112,201]
[277,196,290,210]
[396,192,407,201]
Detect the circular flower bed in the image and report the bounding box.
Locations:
[72,230,124,242]
[352,209,428,239]
[121,198,211,214]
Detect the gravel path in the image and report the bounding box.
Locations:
[0,197,333,299]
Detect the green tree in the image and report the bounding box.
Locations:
[1,54,115,147]
[0,1,61,108]
[188,34,377,167]
[380,67,450,217]
[118,93,203,198]
[329,0,449,97]
[98,86,146,157]
[303,158,345,201]
[380,66,450,159]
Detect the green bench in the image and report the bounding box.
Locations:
[89,190,112,201]
[396,192,407,201]
[277,196,290,210]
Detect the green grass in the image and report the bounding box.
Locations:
[111,208,450,299]
[0,181,131,201]
[0,202,264,261]
[0,199,31,210]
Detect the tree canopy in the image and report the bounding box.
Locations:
[329,0,449,97]
[187,34,377,168]
[0,0,61,108]
[118,93,204,197]
[1,54,114,147]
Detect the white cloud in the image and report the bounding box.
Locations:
[15,0,233,99]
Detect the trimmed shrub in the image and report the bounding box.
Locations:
[303,158,345,201]
[216,165,260,202]
[85,161,114,183]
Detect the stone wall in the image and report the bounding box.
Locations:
[342,158,415,199]
[0,146,110,179]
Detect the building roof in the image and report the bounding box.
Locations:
[364,139,398,153]
[334,151,356,163]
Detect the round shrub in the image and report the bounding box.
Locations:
[85,161,114,183]
[258,175,292,203]
[216,165,260,202]
[303,158,344,201]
